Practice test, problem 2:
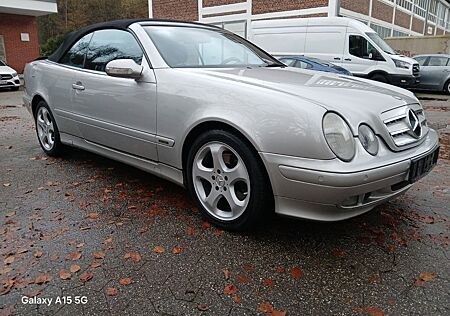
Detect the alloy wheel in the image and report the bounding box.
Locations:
[192,142,250,221]
[36,107,55,151]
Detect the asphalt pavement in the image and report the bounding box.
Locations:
[0,89,449,316]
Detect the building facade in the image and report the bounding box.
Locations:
[149,0,450,39]
[0,0,57,73]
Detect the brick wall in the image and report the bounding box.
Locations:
[411,17,424,34]
[371,0,393,23]
[153,0,198,21]
[394,9,411,29]
[341,0,370,15]
[252,0,328,15]
[436,27,445,35]
[203,0,244,7]
[0,13,39,73]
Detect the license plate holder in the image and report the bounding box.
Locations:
[408,147,439,183]
[0,80,8,85]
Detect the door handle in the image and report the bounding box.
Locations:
[344,58,352,61]
[334,57,341,60]
[72,82,85,91]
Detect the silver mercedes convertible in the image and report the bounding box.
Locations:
[23,19,439,230]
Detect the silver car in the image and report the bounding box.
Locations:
[23,20,439,230]
[413,54,450,93]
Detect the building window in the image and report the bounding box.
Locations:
[414,0,428,18]
[210,21,247,39]
[397,0,413,12]
[370,23,392,39]
[392,30,409,37]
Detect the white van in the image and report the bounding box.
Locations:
[250,17,420,87]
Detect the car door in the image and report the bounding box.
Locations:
[50,33,94,137]
[342,34,378,75]
[72,29,158,161]
[419,56,450,90]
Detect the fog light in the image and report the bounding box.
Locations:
[341,195,359,207]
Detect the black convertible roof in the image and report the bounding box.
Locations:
[47,18,218,63]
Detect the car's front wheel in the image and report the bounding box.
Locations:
[186,130,273,230]
[35,101,64,156]
[444,80,450,94]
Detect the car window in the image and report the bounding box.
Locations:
[349,35,376,59]
[84,29,143,72]
[280,58,296,66]
[427,56,449,66]
[59,33,93,68]
[414,56,428,66]
[297,61,312,69]
[145,26,279,68]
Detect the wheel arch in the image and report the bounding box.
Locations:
[31,94,48,118]
[368,70,389,80]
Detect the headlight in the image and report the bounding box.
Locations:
[393,59,410,69]
[12,72,18,77]
[323,113,355,162]
[358,124,379,156]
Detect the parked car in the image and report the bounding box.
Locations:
[0,60,20,91]
[413,54,450,93]
[23,20,439,230]
[251,17,420,87]
[277,55,352,76]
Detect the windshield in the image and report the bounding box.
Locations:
[366,32,396,55]
[0,60,5,66]
[144,26,283,68]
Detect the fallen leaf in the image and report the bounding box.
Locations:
[5,211,15,217]
[187,227,195,235]
[197,304,209,311]
[201,221,212,228]
[270,310,287,316]
[106,287,118,296]
[213,230,224,236]
[85,212,99,220]
[59,270,71,280]
[223,269,231,280]
[172,246,183,254]
[68,252,82,260]
[79,272,93,283]
[91,262,102,268]
[242,265,255,272]
[76,243,84,248]
[93,252,105,259]
[4,256,15,265]
[124,252,142,263]
[3,183,11,187]
[70,265,81,273]
[104,237,113,244]
[119,278,133,286]
[419,272,436,282]
[356,306,385,316]
[368,274,380,283]
[153,246,165,254]
[35,274,52,285]
[232,296,241,303]
[0,267,12,275]
[264,278,275,287]
[332,249,346,257]
[258,301,274,313]
[223,284,237,295]
[237,274,250,283]
[291,267,303,279]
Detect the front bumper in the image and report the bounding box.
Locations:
[260,129,439,221]
[0,76,21,89]
[387,73,420,87]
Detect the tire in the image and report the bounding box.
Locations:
[186,129,273,231]
[35,101,65,156]
[370,73,388,83]
[444,80,450,95]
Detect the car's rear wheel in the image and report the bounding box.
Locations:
[35,101,64,156]
[186,130,273,230]
[444,80,450,94]
[370,73,388,83]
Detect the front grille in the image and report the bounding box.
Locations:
[412,64,420,77]
[0,74,13,80]
[381,104,428,148]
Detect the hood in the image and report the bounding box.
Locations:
[390,54,418,65]
[0,65,16,74]
[182,67,418,134]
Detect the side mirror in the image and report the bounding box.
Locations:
[369,49,383,61]
[105,59,143,79]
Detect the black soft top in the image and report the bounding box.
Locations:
[48,18,218,63]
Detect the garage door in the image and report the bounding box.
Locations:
[0,35,5,62]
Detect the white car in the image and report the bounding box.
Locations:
[0,60,20,91]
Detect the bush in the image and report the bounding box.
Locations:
[40,32,72,57]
